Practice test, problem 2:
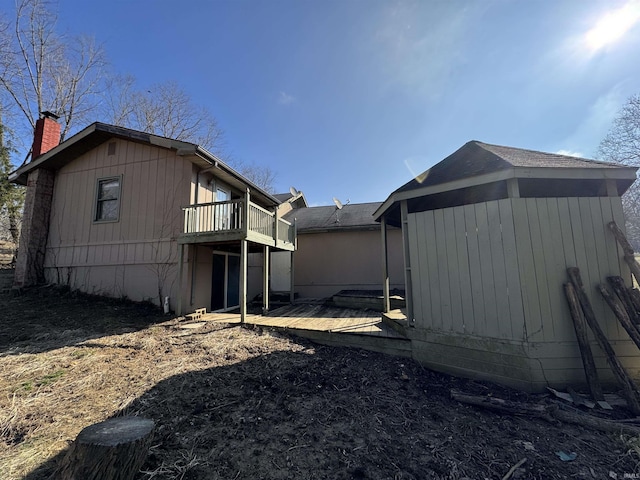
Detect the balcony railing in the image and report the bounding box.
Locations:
[181,199,295,249]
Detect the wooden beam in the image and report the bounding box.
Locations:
[381,216,390,313]
[607,276,640,325]
[400,200,414,324]
[506,178,520,198]
[240,239,247,324]
[290,250,295,304]
[607,221,640,286]
[177,244,185,316]
[451,390,640,436]
[563,282,604,401]
[608,221,635,256]
[263,245,270,314]
[599,282,640,350]
[274,208,279,247]
[243,188,250,236]
[567,267,640,414]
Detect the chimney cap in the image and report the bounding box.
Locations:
[40,111,60,120]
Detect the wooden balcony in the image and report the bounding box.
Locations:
[178,198,295,251]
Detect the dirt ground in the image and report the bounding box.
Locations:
[1,285,640,479]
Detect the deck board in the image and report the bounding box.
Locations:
[200,303,404,339]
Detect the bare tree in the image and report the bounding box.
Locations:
[0,0,106,146]
[102,79,224,154]
[1,0,274,195]
[0,113,24,247]
[235,159,277,194]
[598,94,640,248]
[102,79,277,192]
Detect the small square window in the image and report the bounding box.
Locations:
[95,177,121,222]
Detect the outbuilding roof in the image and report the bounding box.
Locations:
[375,140,638,226]
[394,141,628,194]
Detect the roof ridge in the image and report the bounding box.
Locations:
[473,140,619,166]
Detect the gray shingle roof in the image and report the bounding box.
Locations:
[395,140,626,194]
[273,193,293,203]
[283,202,383,232]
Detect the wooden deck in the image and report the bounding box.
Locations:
[192,303,412,357]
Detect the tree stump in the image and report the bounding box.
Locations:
[53,416,155,480]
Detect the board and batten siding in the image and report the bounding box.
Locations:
[44,138,192,306]
[407,196,637,390]
[408,198,525,339]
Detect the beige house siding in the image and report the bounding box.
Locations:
[406,196,639,391]
[189,245,214,311]
[44,138,192,306]
[293,229,404,299]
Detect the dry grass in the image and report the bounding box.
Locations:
[2,286,640,480]
[0,309,304,479]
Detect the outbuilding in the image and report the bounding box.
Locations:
[375,140,639,391]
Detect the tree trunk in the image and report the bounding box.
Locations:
[451,390,640,436]
[52,416,154,480]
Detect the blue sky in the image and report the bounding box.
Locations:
[49,0,640,205]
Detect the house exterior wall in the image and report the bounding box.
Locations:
[293,228,404,299]
[407,196,638,391]
[190,245,214,311]
[44,138,192,307]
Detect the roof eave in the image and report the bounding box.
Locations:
[190,146,280,207]
[9,122,101,185]
[374,164,638,222]
[9,122,280,207]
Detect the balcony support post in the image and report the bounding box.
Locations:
[289,249,295,304]
[381,216,390,313]
[274,209,279,247]
[243,188,250,235]
[240,239,247,324]
[177,243,185,316]
[263,245,270,314]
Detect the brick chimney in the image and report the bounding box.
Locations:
[32,111,61,159]
[14,112,59,287]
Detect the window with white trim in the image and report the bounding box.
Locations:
[95,176,121,222]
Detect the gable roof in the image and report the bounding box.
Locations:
[375,140,638,225]
[9,122,280,207]
[274,190,308,209]
[283,202,384,232]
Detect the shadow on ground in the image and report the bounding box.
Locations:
[0,285,168,355]
[22,342,637,480]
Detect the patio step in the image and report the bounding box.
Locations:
[382,309,408,337]
[332,290,406,312]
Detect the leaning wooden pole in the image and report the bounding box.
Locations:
[629,288,640,315]
[607,276,640,327]
[567,267,640,414]
[563,282,604,401]
[608,221,640,286]
[598,283,640,351]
